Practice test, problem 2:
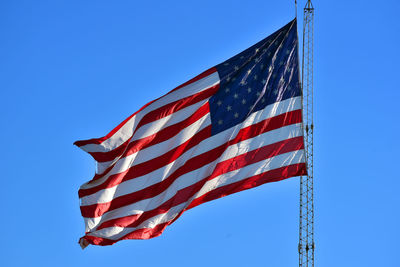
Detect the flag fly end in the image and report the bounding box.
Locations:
[79,237,90,250]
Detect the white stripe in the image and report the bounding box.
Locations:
[83,123,304,232]
[131,100,208,141]
[194,149,305,199]
[81,96,302,190]
[81,123,303,207]
[95,101,209,174]
[79,72,220,153]
[87,203,187,240]
[86,150,305,239]
[80,112,212,190]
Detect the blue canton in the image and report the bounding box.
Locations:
[209,19,301,135]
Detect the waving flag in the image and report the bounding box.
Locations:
[75,18,306,247]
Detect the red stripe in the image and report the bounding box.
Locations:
[89,102,210,164]
[74,67,217,148]
[92,137,304,230]
[187,163,307,210]
[73,100,155,147]
[80,111,303,217]
[81,134,226,217]
[79,109,302,200]
[168,67,217,93]
[81,221,170,246]
[87,104,209,183]
[207,136,304,180]
[80,163,306,246]
[79,125,212,198]
[89,85,218,163]
[135,84,218,130]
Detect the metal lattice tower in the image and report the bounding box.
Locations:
[299,0,314,266]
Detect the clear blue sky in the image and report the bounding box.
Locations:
[1,0,399,266]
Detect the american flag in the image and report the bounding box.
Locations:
[75,18,307,247]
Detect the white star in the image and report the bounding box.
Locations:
[242,99,246,104]
[225,87,230,93]
[261,98,265,103]
[279,61,283,66]
[273,88,279,95]
[262,79,267,84]
[218,119,223,125]
[240,55,245,59]
[227,105,232,111]
[240,80,246,86]
[260,64,264,69]
[234,93,239,99]
[288,85,292,90]
[256,91,261,97]
[254,75,258,80]
[217,100,222,106]
[232,77,236,82]
[234,112,239,118]
[286,49,291,55]
[267,52,271,56]
[234,66,239,71]
[263,48,267,53]
[224,62,229,66]
[247,87,252,93]
[272,73,277,78]
[275,41,279,45]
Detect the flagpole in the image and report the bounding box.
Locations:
[299,0,315,266]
